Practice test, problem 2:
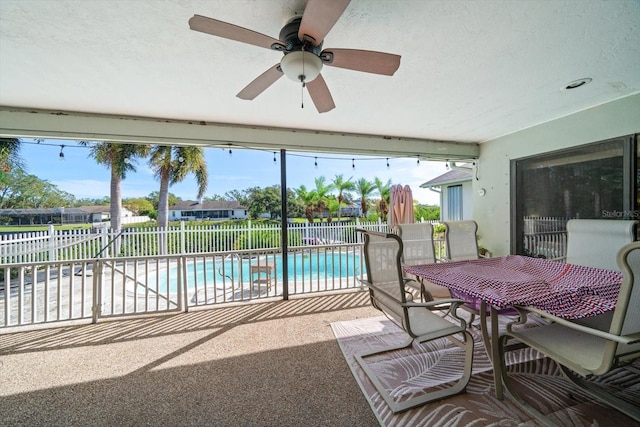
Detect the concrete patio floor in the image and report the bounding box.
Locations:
[0,291,380,427]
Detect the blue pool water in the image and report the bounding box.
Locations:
[159,252,362,292]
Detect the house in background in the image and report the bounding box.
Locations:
[0,206,146,226]
[78,205,136,223]
[169,200,248,221]
[341,202,362,217]
[420,166,473,221]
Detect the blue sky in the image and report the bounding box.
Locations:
[18,139,448,205]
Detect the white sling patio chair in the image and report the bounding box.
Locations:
[442,220,502,324]
[396,223,451,301]
[498,241,640,426]
[354,229,474,413]
[563,219,638,271]
[442,220,487,261]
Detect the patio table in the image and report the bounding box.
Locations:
[403,255,623,399]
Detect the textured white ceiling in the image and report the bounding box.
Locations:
[1,0,639,144]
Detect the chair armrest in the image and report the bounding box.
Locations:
[403,278,421,290]
[404,299,470,329]
[514,305,640,345]
[359,279,414,303]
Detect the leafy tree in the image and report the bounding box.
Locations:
[146,191,180,211]
[204,194,228,201]
[331,174,355,219]
[0,169,75,209]
[355,178,375,217]
[0,138,23,187]
[83,142,150,232]
[414,204,440,221]
[246,186,281,219]
[285,188,305,219]
[75,196,110,207]
[124,198,156,217]
[225,189,250,207]
[149,145,207,230]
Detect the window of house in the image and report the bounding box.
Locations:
[511,135,638,257]
[447,185,463,221]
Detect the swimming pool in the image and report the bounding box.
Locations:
[155,251,362,293]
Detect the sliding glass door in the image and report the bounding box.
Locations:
[511,134,638,257]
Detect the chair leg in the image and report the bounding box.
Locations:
[497,334,557,427]
[499,332,640,424]
[559,365,640,423]
[355,330,474,414]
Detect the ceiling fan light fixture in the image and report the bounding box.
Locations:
[280,51,322,83]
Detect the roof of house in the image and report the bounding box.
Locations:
[0,208,87,215]
[78,206,110,214]
[420,169,473,188]
[169,200,246,211]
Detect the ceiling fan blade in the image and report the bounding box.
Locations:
[322,48,401,75]
[189,15,284,50]
[298,0,350,46]
[306,74,335,113]
[236,65,284,100]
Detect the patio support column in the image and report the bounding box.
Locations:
[280,149,289,300]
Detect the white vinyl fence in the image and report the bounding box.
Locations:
[522,216,569,258]
[1,219,407,264]
[2,219,446,330]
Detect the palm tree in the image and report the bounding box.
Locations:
[331,174,355,219]
[324,197,340,223]
[312,176,335,221]
[84,142,150,232]
[374,177,392,221]
[294,185,317,223]
[355,178,376,218]
[149,145,208,231]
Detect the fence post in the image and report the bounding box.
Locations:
[305,220,310,242]
[48,224,56,261]
[180,221,186,255]
[92,260,101,323]
[100,223,109,258]
[247,219,252,250]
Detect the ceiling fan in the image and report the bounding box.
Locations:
[188,0,401,113]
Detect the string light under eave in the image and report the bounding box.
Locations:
[59,145,65,160]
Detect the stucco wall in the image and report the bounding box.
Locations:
[474,93,640,256]
[440,180,473,221]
